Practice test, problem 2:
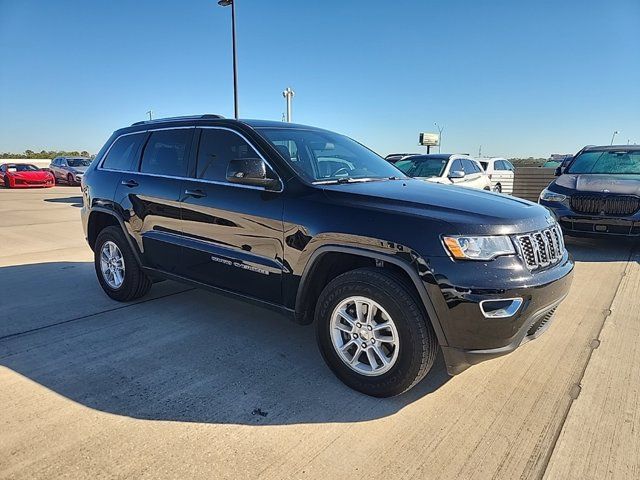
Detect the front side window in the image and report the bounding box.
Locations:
[450,159,464,173]
[463,159,480,173]
[257,128,404,183]
[140,129,192,177]
[196,128,272,182]
[567,150,640,175]
[102,133,146,171]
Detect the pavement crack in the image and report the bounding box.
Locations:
[537,244,637,479]
[0,287,194,343]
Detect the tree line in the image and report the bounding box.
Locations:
[0,150,93,159]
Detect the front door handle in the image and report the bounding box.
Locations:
[184,189,206,199]
[121,179,139,188]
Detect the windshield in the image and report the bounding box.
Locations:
[67,158,91,167]
[257,128,405,183]
[395,157,447,178]
[6,164,39,172]
[567,150,640,175]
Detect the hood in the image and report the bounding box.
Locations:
[321,178,553,235]
[69,166,88,174]
[556,174,640,195]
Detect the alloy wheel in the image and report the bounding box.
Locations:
[100,240,125,289]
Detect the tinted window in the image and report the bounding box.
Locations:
[450,159,464,173]
[196,129,260,182]
[462,159,478,173]
[102,133,146,171]
[140,129,191,177]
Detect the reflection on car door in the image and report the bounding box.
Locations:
[111,128,193,273]
[179,127,285,304]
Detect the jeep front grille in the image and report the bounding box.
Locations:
[516,225,565,270]
[570,195,640,216]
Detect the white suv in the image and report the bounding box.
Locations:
[478,157,515,194]
[395,154,492,190]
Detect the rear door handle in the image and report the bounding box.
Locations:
[121,179,139,188]
[184,189,206,199]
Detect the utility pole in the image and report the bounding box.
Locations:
[218,0,239,119]
[434,122,444,153]
[283,87,295,122]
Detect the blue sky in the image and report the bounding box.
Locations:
[0,0,638,157]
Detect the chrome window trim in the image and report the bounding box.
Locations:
[96,125,283,193]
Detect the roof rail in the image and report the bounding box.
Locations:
[131,114,225,126]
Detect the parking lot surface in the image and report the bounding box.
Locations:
[1,186,638,479]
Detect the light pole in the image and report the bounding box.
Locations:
[146,110,153,121]
[282,87,295,122]
[610,130,619,145]
[218,0,239,119]
[434,122,444,153]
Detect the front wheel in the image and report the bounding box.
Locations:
[493,184,502,193]
[3,176,10,188]
[315,268,438,397]
[67,173,76,186]
[94,226,152,301]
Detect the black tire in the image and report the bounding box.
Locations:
[315,268,438,397]
[67,173,76,186]
[94,226,152,302]
[493,184,502,193]
[3,176,10,188]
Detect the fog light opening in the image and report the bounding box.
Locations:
[480,298,523,318]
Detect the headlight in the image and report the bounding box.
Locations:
[442,235,515,261]
[539,188,567,203]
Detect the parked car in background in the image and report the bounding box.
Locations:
[540,145,640,237]
[49,156,92,185]
[1,163,55,188]
[82,115,573,397]
[385,153,422,164]
[479,157,515,194]
[542,154,573,169]
[395,154,492,190]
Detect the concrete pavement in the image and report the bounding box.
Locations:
[0,186,638,479]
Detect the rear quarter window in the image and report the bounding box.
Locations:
[102,133,146,171]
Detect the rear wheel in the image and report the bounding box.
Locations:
[315,268,438,397]
[94,226,152,301]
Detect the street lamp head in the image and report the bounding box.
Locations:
[218,0,232,6]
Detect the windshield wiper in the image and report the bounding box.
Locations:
[313,177,386,185]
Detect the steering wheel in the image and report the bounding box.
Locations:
[331,167,351,177]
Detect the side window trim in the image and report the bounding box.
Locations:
[97,125,283,193]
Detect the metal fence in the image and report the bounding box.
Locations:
[512,167,556,202]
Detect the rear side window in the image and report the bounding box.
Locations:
[196,128,258,182]
[140,129,192,177]
[102,133,146,171]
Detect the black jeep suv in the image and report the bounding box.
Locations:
[81,115,573,397]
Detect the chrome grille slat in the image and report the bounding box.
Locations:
[516,225,565,271]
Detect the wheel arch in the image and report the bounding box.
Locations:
[294,245,448,346]
[87,207,142,265]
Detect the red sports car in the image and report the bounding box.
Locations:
[1,163,55,188]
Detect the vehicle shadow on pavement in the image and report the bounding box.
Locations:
[44,196,83,207]
[564,236,638,263]
[0,261,450,425]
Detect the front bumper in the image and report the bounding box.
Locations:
[424,252,574,375]
[540,200,640,237]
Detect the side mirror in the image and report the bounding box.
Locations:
[448,170,465,180]
[554,166,562,176]
[226,158,280,190]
